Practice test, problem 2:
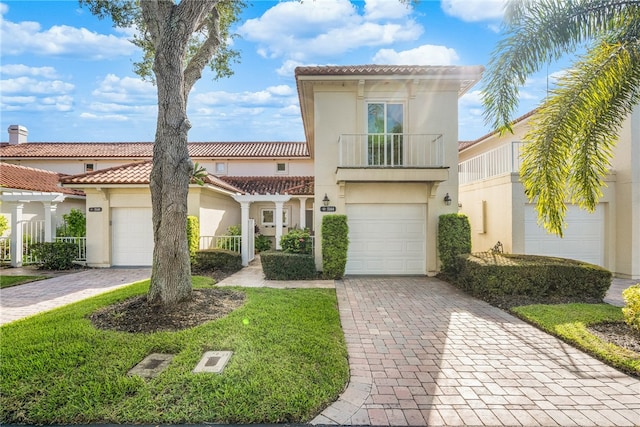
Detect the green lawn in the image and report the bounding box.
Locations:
[0,275,45,289]
[0,277,349,424]
[512,303,640,376]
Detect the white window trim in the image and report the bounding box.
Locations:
[260,207,290,226]
[84,163,95,172]
[275,162,288,175]
[215,162,227,174]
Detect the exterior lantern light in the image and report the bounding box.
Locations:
[444,193,452,206]
[323,193,330,207]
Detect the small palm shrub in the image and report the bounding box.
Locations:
[622,284,640,332]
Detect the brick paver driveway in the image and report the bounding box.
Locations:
[313,277,640,426]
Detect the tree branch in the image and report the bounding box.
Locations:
[184,8,222,95]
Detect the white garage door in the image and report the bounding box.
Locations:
[112,208,153,266]
[346,204,426,275]
[524,204,604,266]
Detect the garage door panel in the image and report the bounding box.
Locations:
[346,204,426,275]
[112,208,153,266]
[524,204,604,266]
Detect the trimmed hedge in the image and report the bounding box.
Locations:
[454,252,611,302]
[31,241,78,270]
[261,250,317,280]
[321,215,349,279]
[193,249,242,272]
[438,213,471,274]
[186,216,200,260]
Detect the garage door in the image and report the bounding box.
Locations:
[112,208,153,266]
[346,204,426,275]
[524,204,604,266]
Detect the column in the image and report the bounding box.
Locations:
[10,203,24,267]
[274,201,284,250]
[43,202,57,242]
[297,197,308,230]
[240,202,250,266]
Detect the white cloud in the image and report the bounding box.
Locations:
[238,0,423,61]
[79,112,129,121]
[91,74,156,103]
[1,76,74,94]
[0,5,136,59]
[0,64,59,78]
[372,44,459,65]
[364,0,413,20]
[441,0,507,22]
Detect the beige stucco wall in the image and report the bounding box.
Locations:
[2,159,136,175]
[459,110,637,278]
[311,79,461,275]
[189,187,241,238]
[609,107,640,279]
[198,159,313,177]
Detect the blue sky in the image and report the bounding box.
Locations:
[0,0,566,143]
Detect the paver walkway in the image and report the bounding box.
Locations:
[0,268,151,325]
[312,277,640,426]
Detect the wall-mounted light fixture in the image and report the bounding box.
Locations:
[444,193,452,206]
[323,193,330,207]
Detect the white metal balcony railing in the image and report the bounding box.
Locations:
[458,141,527,185]
[338,134,445,168]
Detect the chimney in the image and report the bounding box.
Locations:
[8,125,28,144]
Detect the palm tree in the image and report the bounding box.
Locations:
[482,0,640,236]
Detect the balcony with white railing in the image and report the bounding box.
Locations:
[336,133,449,183]
[458,141,527,185]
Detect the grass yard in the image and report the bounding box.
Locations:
[0,277,349,425]
[0,275,45,289]
[512,303,640,376]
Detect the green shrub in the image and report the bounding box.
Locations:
[622,284,640,332]
[261,250,317,280]
[438,213,471,274]
[321,215,349,279]
[193,249,242,272]
[255,234,272,252]
[186,216,200,259]
[455,253,612,304]
[280,228,312,254]
[217,224,241,252]
[30,241,77,270]
[0,215,8,236]
[56,209,86,237]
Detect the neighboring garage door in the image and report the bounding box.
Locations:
[524,204,604,266]
[346,204,426,275]
[112,207,153,266]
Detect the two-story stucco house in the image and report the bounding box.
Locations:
[296,65,484,275]
[458,107,640,280]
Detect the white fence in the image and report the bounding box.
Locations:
[458,141,527,185]
[1,220,87,265]
[338,134,445,168]
[199,235,241,252]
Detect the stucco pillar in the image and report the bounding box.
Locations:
[10,203,24,267]
[275,201,284,250]
[42,202,57,242]
[240,202,251,266]
[297,197,308,229]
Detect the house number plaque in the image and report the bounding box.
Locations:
[320,206,336,212]
[88,207,102,212]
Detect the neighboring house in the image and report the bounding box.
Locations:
[1,126,314,267]
[296,65,484,275]
[458,107,640,280]
[0,162,86,265]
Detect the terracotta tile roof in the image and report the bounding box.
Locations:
[219,176,314,196]
[0,163,84,196]
[59,161,244,194]
[0,141,309,159]
[295,64,484,77]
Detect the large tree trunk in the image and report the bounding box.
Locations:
[146,3,197,305]
[140,1,221,306]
